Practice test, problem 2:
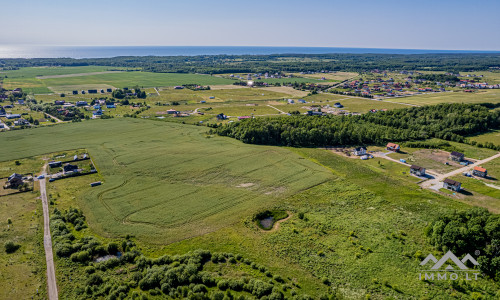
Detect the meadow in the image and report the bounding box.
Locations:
[1,67,237,94]
[469,130,500,147]
[384,90,500,105]
[0,119,333,244]
[0,158,47,300]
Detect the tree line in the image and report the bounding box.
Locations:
[1,53,499,74]
[211,103,500,147]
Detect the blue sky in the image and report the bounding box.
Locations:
[2,0,500,50]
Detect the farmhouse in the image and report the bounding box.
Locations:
[410,165,426,176]
[472,166,487,178]
[450,151,465,162]
[7,173,23,188]
[443,178,461,192]
[386,143,400,152]
[353,147,367,156]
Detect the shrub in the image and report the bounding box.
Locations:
[217,279,229,290]
[4,241,20,253]
[87,273,103,286]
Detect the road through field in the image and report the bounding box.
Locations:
[420,152,500,190]
[39,164,58,300]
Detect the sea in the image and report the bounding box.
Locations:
[0,46,498,59]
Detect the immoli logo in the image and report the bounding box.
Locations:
[418,251,480,281]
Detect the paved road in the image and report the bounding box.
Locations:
[39,165,59,300]
[420,152,500,189]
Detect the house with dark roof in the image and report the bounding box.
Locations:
[49,161,62,168]
[443,178,461,192]
[353,147,367,156]
[450,151,465,162]
[7,173,23,188]
[386,143,400,152]
[472,166,487,178]
[410,165,426,176]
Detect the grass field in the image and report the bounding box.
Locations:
[469,130,500,147]
[1,67,237,94]
[0,119,333,244]
[40,72,235,90]
[384,90,500,105]
[0,157,46,300]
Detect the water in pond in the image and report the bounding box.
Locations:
[260,217,274,229]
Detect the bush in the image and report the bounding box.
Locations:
[87,273,103,286]
[4,241,20,253]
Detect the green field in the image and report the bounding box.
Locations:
[385,90,500,105]
[1,67,237,94]
[470,130,500,147]
[0,119,333,244]
[41,72,235,90]
[0,158,46,300]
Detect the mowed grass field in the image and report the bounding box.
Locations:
[1,67,236,94]
[0,119,333,243]
[384,90,500,105]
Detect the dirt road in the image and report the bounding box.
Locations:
[39,165,59,300]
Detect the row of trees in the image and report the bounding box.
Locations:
[211,103,500,147]
[1,53,499,74]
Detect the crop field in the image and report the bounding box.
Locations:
[0,119,333,244]
[158,148,500,299]
[384,90,500,105]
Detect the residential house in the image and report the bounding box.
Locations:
[88,89,98,94]
[443,178,461,192]
[54,100,65,105]
[106,104,116,109]
[386,143,400,152]
[7,173,24,188]
[307,111,324,116]
[472,166,487,178]
[450,151,465,162]
[48,161,62,168]
[76,101,88,107]
[353,147,367,156]
[333,102,343,108]
[107,88,113,93]
[14,119,30,126]
[166,109,178,114]
[6,114,21,119]
[72,90,78,95]
[410,165,426,176]
[216,113,227,120]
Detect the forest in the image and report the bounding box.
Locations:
[426,207,500,280]
[211,103,500,148]
[1,53,500,74]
